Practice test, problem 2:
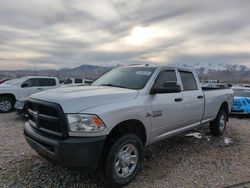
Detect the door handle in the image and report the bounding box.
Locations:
[197,95,204,99]
[175,98,183,102]
[37,88,43,90]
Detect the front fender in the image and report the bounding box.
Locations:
[81,99,152,145]
[0,90,17,99]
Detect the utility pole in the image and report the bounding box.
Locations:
[34,67,37,76]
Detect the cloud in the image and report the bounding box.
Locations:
[0,0,250,70]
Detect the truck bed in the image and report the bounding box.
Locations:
[202,87,233,122]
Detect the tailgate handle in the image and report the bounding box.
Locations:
[175,98,183,102]
[197,95,204,99]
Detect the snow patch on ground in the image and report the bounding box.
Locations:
[224,137,232,145]
[185,132,202,139]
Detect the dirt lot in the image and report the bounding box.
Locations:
[0,112,250,188]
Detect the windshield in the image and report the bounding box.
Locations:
[3,77,27,85]
[92,67,156,90]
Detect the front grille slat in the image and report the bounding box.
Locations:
[28,119,36,127]
[39,114,59,122]
[27,99,68,137]
[39,127,63,137]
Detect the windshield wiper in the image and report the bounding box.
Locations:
[100,83,128,89]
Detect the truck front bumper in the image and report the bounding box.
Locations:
[24,122,106,170]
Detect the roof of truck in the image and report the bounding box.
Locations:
[123,64,194,72]
[21,76,58,79]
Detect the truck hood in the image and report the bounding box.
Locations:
[30,86,138,113]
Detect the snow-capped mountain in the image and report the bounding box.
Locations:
[1,62,249,82]
[173,62,250,74]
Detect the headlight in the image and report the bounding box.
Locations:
[15,101,25,109]
[67,114,105,132]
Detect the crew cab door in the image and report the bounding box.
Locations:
[150,69,184,141]
[178,70,204,126]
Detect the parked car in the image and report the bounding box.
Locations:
[63,78,93,85]
[0,78,10,84]
[0,76,59,113]
[24,65,233,187]
[201,80,231,89]
[231,97,250,115]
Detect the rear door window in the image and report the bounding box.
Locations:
[39,78,56,86]
[179,71,198,91]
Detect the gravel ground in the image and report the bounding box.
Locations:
[0,112,250,188]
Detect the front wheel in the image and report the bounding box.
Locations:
[0,97,14,113]
[103,134,143,187]
[209,109,228,136]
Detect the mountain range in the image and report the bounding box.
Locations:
[174,62,250,74]
[0,62,250,83]
[173,62,250,82]
[71,62,250,75]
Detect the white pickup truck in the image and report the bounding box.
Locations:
[63,78,93,85]
[24,65,233,187]
[0,76,59,113]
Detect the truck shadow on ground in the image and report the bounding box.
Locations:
[1,126,239,188]
[230,114,250,119]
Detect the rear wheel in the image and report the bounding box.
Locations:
[0,97,14,113]
[209,109,228,136]
[102,134,143,187]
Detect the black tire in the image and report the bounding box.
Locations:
[102,134,143,187]
[209,109,228,136]
[0,96,14,113]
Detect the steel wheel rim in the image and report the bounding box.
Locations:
[219,114,226,132]
[115,143,138,178]
[0,100,11,112]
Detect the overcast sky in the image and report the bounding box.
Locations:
[0,0,250,70]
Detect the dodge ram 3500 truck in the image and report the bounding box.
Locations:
[24,65,233,187]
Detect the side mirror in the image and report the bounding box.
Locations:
[21,83,29,88]
[150,81,181,94]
